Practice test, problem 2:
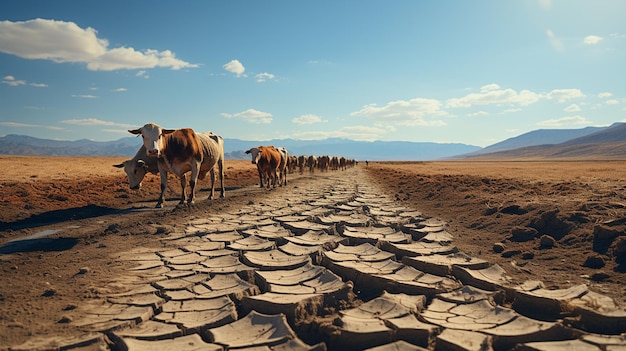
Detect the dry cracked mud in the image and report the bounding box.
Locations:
[1,157,625,350]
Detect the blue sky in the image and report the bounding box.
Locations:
[0,0,624,147]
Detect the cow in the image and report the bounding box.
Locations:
[276,147,289,186]
[318,155,330,172]
[297,155,307,174]
[245,146,281,189]
[128,123,225,208]
[113,145,159,190]
[306,155,317,173]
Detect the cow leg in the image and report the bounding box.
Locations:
[257,167,264,188]
[282,169,287,186]
[187,161,200,204]
[179,173,187,205]
[208,167,216,200]
[218,159,225,198]
[156,168,168,208]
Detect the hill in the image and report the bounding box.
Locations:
[459,122,626,159]
[0,134,480,161]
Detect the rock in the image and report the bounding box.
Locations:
[78,267,90,275]
[539,235,556,248]
[590,272,610,282]
[500,204,528,215]
[510,226,537,242]
[501,250,521,258]
[593,225,620,241]
[582,255,605,269]
[493,243,506,253]
[521,251,535,260]
[42,289,57,297]
[612,237,626,259]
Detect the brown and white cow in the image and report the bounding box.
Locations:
[128,123,225,208]
[113,145,159,190]
[245,146,281,189]
[276,146,289,187]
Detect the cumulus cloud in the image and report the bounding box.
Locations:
[256,72,275,83]
[598,92,613,99]
[292,114,323,125]
[546,88,585,103]
[537,115,591,127]
[0,19,198,71]
[468,111,488,117]
[446,86,541,108]
[113,88,127,92]
[564,104,581,112]
[2,75,46,87]
[222,109,272,124]
[223,59,245,76]
[605,99,619,105]
[351,98,446,127]
[583,35,603,45]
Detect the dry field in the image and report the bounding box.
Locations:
[0,155,625,348]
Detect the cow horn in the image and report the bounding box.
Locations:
[128,128,142,135]
[113,163,124,168]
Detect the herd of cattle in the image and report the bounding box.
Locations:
[113,123,358,208]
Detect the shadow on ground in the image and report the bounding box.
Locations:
[0,205,125,231]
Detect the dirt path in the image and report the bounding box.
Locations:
[1,165,625,350]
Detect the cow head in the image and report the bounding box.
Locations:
[113,159,149,190]
[245,147,262,164]
[129,123,175,157]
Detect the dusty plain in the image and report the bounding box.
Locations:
[0,155,625,348]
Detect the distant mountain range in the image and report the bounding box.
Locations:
[2,122,625,160]
[0,134,479,161]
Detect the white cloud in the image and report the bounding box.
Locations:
[0,121,63,130]
[480,84,501,92]
[583,35,603,45]
[467,111,488,117]
[606,99,619,105]
[222,109,272,124]
[292,114,323,125]
[0,19,198,71]
[223,59,245,76]
[564,104,581,112]
[255,72,275,83]
[71,94,98,99]
[351,98,446,127]
[136,70,149,79]
[597,92,612,99]
[3,75,47,87]
[546,88,585,103]
[546,29,564,52]
[60,118,135,127]
[538,0,552,11]
[293,125,386,141]
[446,86,541,108]
[537,115,591,128]
[2,75,25,86]
[113,88,128,92]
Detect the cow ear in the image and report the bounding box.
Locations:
[162,129,176,135]
[245,149,251,154]
[128,128,142,135]
[113,163,124,168]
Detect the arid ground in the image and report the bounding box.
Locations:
[0,156,625,348]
